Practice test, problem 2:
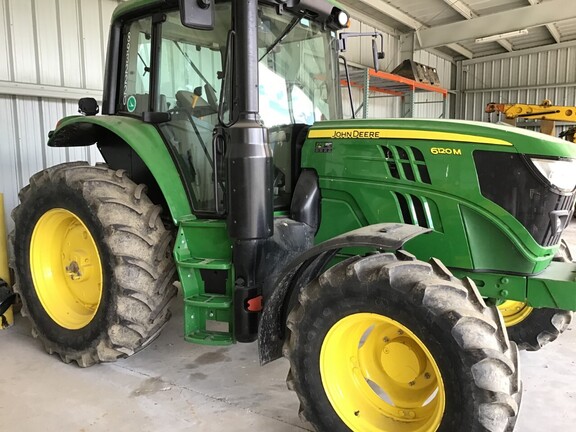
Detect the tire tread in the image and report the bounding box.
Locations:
[11,163,176,367]
[285,253,521,432]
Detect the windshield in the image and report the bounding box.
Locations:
[257,7,341,127]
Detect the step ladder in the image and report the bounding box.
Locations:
[175,217,235,345]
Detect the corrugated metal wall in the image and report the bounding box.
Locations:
[459,43,576,130]
[0,0,117,231]
[413,50,452,119]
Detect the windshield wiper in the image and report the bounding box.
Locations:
[173,41,214,91]
[138,53,150,76]
[259,16,300,62]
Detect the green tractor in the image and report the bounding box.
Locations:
[10,0,576,430]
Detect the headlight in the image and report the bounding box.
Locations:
[530,157,576,192]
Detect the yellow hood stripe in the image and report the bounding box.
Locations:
[308,129,512,146]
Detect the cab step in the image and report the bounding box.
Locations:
[175,217,234,346]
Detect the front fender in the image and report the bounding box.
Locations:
[258,223,430,365]
[48,115,192,222]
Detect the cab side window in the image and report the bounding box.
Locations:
[157,10,228,214]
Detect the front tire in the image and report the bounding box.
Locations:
[285,253,521,432]
[11,162,176,367]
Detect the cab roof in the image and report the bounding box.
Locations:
[112,0,176,22]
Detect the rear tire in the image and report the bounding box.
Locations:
[285,253,521,432]
[11,162,176,367]
[498,239,573,351]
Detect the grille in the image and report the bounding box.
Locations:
[475,150,576,247]
[541,194,576,246]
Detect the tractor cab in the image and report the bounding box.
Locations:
[106,0,344,216]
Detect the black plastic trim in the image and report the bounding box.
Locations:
[102,22,122,115]
[290,169,320,233]
[149,13,166,112]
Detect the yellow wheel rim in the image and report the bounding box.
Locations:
[30,208,103,330]
[320,313,445,432]
[498,300,533,327]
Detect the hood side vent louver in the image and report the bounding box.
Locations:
[382,145,431,184]
[393,192,440,231]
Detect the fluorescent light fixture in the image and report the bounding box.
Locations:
[475,29,529,43]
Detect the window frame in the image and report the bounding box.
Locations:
[116,12,167,116]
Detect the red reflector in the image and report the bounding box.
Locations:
[247,296,263,312]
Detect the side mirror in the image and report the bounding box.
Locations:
[78,98,99,116]
[371,38,385,72]
[339,32,385,72]
[180,0,214,30]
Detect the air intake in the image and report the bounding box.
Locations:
[393,192,439,230]
[382,145,431,184]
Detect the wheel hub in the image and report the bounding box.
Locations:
[65,260,82,280]
[30,208,103,330]
[320,313,445,432]
[381,338,426,384]
[64,249,93,282]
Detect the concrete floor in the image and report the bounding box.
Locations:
[2,231,576,431]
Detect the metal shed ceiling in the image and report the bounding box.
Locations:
[338,0,576,60]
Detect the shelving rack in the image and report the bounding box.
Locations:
[341,64,448,119]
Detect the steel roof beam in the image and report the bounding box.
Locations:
[462,39,576,65]
[350,0,422,30]
[346,10,400,37]
[347,0,472,58]
[445,43,473,59]
[442,0,513,52]
[527,0,562,43]
[417,0,576,49]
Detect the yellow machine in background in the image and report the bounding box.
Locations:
[485,100,576,142]
[0,193,14,329]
